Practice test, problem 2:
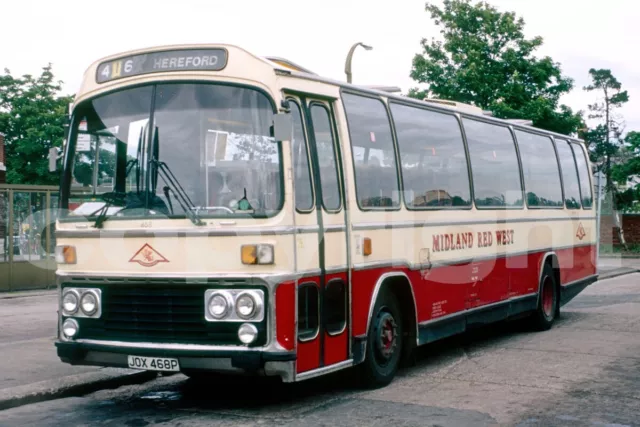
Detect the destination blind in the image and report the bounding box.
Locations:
[96,48,228,83]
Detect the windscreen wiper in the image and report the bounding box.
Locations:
[150,159,205,226]
[93,192,126,228]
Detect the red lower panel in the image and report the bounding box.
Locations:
[351,245,596,336]
[296,337,320,373]
[324,331,348,366]
[275,282,295,351]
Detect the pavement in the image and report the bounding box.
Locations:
[0,260,639,426]
[0,291,156,411]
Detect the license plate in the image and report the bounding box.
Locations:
[127,355,180,372]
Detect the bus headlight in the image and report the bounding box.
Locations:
[206,291,233,320]
[238,323,258,345]
[236,292,257,319]
[62,289,80,315]
[62,318,79,339]
[80,290,100,316]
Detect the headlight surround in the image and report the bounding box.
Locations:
[204,289,265,322]
[62,289,80,315]
[61,288,102,319]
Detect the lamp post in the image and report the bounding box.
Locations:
[345,42,372,84]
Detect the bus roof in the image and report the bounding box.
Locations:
[79,43,584,144]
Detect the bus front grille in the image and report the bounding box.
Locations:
[70,283,267,346]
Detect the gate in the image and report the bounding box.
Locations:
[0,184,59,291]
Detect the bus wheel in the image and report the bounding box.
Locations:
[530,263,558,331]
[358,289,403,388]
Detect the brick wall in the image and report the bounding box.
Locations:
[600,214,640,245]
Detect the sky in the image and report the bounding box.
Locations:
[1,0,639,133]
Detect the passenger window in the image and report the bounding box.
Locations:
[310,105,341,212]
[391,103,471,208]
[324,280,347,335]
[342,93,400,209]
[298,284,319,341]
[289,101,314,211]
[555,140,582,209]
[463,119,523,208]
[514,131,563,208]
[571,143,593,209]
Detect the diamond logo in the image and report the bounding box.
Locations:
[129,244,169,267]
[576,223,586,241]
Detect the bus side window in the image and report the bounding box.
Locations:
[342,93,400,210]
[571,143,593,209]
[390,102,472,208]
[289,101,314,212]
[515,131,563,208]
[298,283,319,341]
[325,280,347,335]
[555,139,582,210]
[463,119,523,208]
[309,104,342,212]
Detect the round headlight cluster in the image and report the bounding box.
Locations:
[62,288,101,318]
[205,290,264,322]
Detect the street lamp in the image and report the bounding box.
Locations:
[345,42,372,84]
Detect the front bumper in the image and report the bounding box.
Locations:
[56,340,296,382]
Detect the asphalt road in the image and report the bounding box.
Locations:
[1,273,640,426]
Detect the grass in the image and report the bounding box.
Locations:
[599,243,640,255]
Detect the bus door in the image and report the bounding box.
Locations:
[287,95,350,375]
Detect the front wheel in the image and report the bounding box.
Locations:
[529,263,558,331]
[356,289,403,388]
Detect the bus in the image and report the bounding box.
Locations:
[53,44,597,387]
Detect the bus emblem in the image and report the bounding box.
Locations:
[129,244,169,267]
[576,223,586,240]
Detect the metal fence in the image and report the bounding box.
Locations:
[0,184,59,291]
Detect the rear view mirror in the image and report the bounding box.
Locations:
[273,113,293,142]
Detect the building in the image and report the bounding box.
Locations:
[0,132,5,183]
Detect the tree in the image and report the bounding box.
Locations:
[583,69,629,187]
[583,68,634,247]
[0,65,74,185]
[409,0,583,135]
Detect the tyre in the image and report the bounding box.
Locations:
[529,262,558,331]
[356,288,403,388]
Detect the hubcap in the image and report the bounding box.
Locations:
[542,276,554,318]
[374,311,398,364]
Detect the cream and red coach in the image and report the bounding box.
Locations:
[53,44,597,386]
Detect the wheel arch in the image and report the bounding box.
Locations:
[538,251,561,312]
[365,272,419,347]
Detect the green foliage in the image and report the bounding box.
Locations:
[582,68,632,211]
[0,65,74,185]
[409,0,583,135]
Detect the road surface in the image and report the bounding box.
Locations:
[1,273,639,426]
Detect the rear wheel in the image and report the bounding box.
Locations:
[356,288,403,388]
[529,263,558,331]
